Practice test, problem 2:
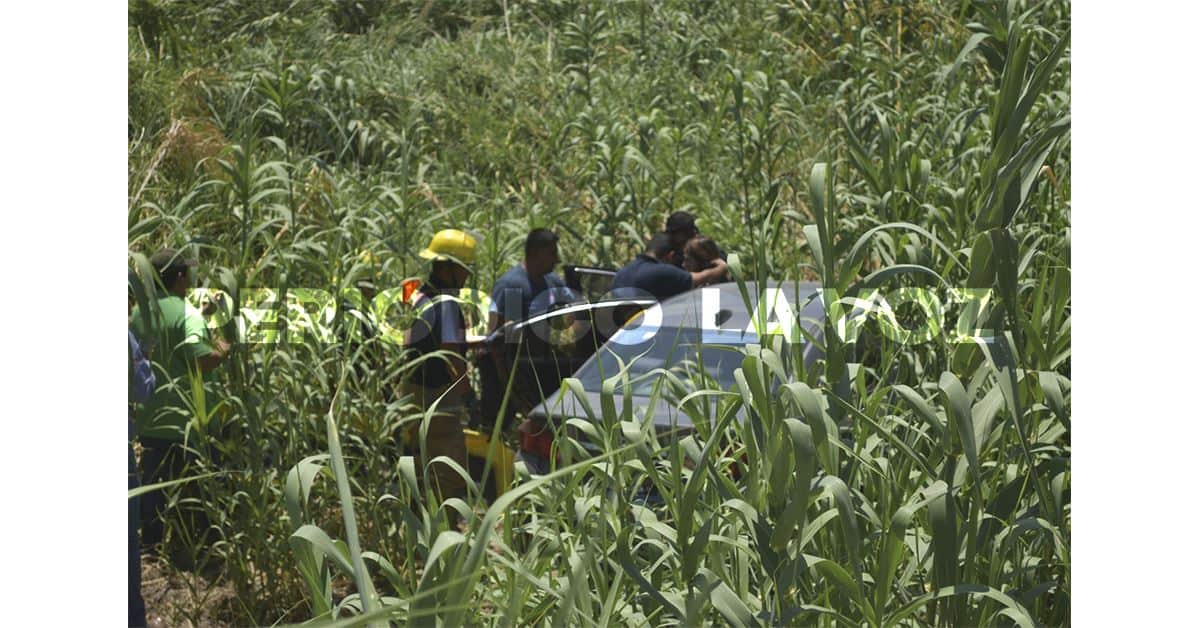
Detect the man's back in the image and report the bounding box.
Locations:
[612,254,692,301]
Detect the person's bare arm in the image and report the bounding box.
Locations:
[487,311,503,334]
[197,336,231,373]
[689,258,729,287]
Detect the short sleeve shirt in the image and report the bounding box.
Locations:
[130,295,217,441]
[612,255,693,300]
[407,286,468,389]
[489,265,577,323]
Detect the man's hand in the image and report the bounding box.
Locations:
[198,336,231,373]
[690,258,729,287]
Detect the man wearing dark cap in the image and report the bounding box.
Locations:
[130,247,230,547]
[664,210,726,269]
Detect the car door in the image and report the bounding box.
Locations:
[563,265,617,302]
[478,300,652,431]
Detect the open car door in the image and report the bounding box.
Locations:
[477,298,655,432]
[563,265,618,302]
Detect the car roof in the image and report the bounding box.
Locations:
[617,280,824,341]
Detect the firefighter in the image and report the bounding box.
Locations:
[401,229,478,506]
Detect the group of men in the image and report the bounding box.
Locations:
[126,210,727,622]
[401,210,729,498]
[612,211,730,300]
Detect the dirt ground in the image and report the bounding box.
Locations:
[140,554,238,628]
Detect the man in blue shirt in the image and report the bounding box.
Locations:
[487,228,577,332]
[129,326,155,628]
[612,233,729,301]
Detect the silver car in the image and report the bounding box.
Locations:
[519,280,826,468]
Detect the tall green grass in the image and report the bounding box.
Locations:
[129,0,1068,624]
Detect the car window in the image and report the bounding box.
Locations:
[565,266,617,302]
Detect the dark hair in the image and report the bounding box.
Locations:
[685,236,720,263]
[158,267,187,290]
[150,247,195,290]
[665,211,697,234]
[645,232,674,257]
[525,228,559,258]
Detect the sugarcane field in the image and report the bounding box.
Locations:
[114,1,1075,625]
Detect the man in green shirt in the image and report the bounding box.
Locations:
[130,248,230,547]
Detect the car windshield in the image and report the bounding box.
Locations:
[575,326,751,395]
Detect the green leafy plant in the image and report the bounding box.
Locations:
[128,1,1068,624]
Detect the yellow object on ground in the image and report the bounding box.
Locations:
[398,424,515,498]
[398,381,515,499]
[399,381,470,503]
[464,427,515,496]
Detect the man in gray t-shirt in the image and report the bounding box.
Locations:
[488,228,577,331]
